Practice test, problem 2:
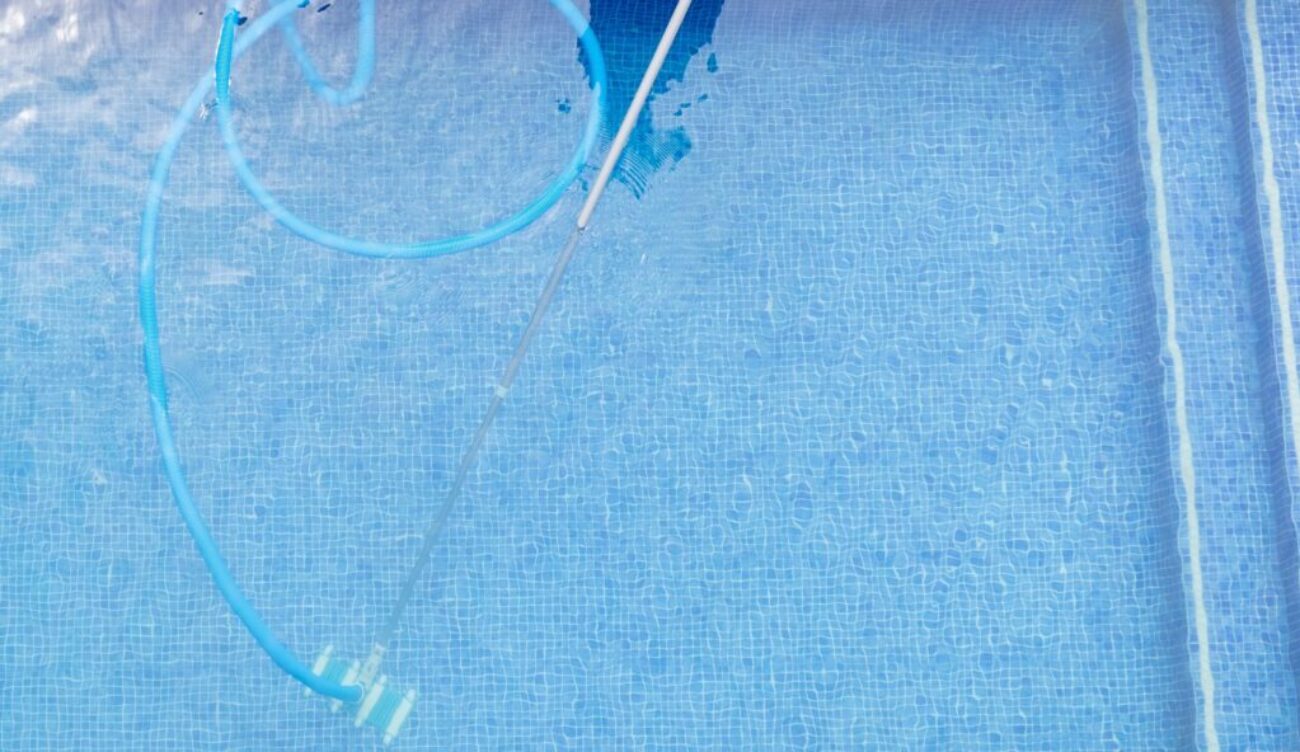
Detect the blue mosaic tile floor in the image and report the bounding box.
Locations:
[2,1,1299,749]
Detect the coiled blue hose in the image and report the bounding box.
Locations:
[215,2,606,259]
[139,0,606,702]
[273,0,376,107]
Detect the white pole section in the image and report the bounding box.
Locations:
[576,0,695,229]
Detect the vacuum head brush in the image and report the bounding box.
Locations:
[306,645,416,746]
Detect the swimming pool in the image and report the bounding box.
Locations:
[2,0,1300,748]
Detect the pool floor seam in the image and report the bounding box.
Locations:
[1237,0,1300,727]
[1131,2,1220,748]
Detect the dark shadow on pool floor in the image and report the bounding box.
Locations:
[579,0,725,197]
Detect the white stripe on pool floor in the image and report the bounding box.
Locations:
[1132,1,1219,749]
[1245,0,1300,583]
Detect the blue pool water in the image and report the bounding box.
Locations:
[3,0,1300,748]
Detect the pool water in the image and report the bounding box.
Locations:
[3,0,1300,749]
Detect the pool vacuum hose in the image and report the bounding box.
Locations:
[138,0,693,742]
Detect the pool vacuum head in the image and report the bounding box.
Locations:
[306,645,417,745]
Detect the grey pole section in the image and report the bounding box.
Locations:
[363,0,698,686]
